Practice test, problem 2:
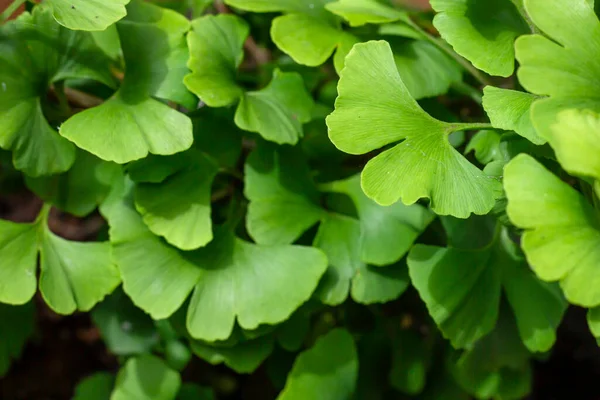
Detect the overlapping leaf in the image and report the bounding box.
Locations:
[46,0,130,31]
[515,0,600,140]
[0,303,35,377]
[0,207,120,314]
[431,0,529,76]
[60,1,194,163]
[325,0,408,27]
[111,354,181,400]
[0,5,113,176]
[327,41,502,217]
[504,154,600,307]
[184,15,314,144]
[408,217,566,351]
[277,329,358,400]
[101,181,327,342]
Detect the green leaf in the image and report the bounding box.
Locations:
[46,0,130,31]
[408,222,566,351]
[430,0,529,76]
[0,6,114,176]
[235,70,315,145]
[111,354,181,400]
[278,329,358,400]
[546,109,600,182]
[60,2,193,163]
[515,0,600,140]
[325,0,408,27]
[504,154,600,307]
[184,14,248,107]
[392,39,462,100]
[0,208,119,314]
[25,151,122,217]
[323,174,434,266]
[73,373,115,400]
[464,130,502,165]
[0,302,35,377]
[225,0,333,14]
[327,41,502,217]
[0,220,38,305]
[451,306,532,400]
[191,335,274,374]
[389,329,430,395]
[91,288,159,356]
[271,14,341,67]
[482,86,543,145]
[134,150,219,250]
[587,307,600,343]
[103,183,327,341]
[315,214,410,305]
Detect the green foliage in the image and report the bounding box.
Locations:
[1,0,599,398]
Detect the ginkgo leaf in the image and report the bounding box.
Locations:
[482,86,543,145]
[389,329,431,395]
[465,130,502,165]
[191,335,274,374]
[225,0,331,14]
[0,207,120,314]
[134,150,219,250]
[391,39,462,100]
[546,109,600,181]
[73,373,115,400]
[0,302,35,377]
[235,70,315,144]
[314,214,410,305]
[325,0,409,27]
[26,151,122,217]
[60,2,193,163]
[184,14,248,107]
[430,0,529,77]
[278,328,358,400]
[587,307,600,343]
[111,354,181,400]
[46,0,130,31]
[0,6,114,176]
[323,174,434,266]
[504,154,600,307]
[515,0,600,140]
[103,182,327,341]
[408,219,566,351]
[327,41,502,217]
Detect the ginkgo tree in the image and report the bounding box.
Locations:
[0,0,599,398]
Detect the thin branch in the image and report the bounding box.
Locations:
[0,0,27,22]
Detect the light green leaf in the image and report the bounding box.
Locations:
[226,0,334,15]
[134,150,218,250]
[325,0,408,27]
[235,70,314,144]
[60,2,193,163]
[333,32,360,73]
[91,288,159,356]
[482,86,543,144]
[111,354,181,400]
[191,335,274,374]
[392,39,462,100]
[60,93,193,164]
[378,22,423,40]
[47,0,129,31]
[272,14,341,67]
[278,329,358,400]
[40,229,120,314]
[26,151,122,217]
[464,130,502,165]
[104,183,327,341]
[327,41,502,217]
[324,174,434,266]
[504,154,600,307]
[184,14,248,107]
[0,303,35,377]
[431,0,529,76]
[74,373,115,400]
[515,0,600,139]
[547,109,600,181]
[315,214,410,305]
[0,208,120,314]
[0,220,38,305]
[0,6,114,176]
[244,144,324,245]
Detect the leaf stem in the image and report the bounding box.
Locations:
[446,122,494,133]
[407,19,492,87]
[0,0,27,22]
